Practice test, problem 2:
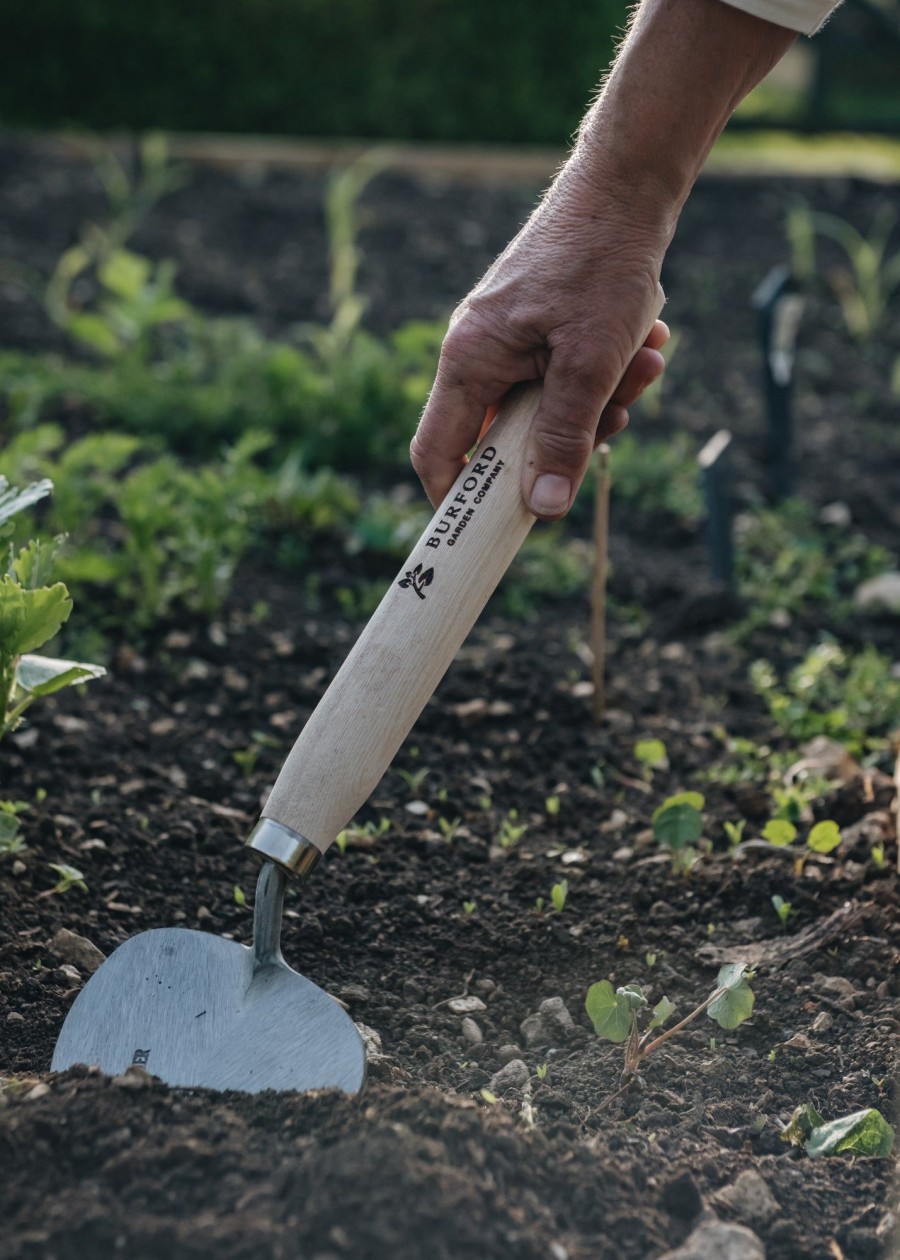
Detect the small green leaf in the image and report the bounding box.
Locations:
[654,791,705,814]
[99,249,152,300]
[66,312,122,357]
[716,963,749,990]
[233,885,246,906]
[647,995,676,1031]
[15,654,106,698]
[708,977,754,1031]
[0,579,72,662]
[807,820,842,854]
[634,738,668,770]
[550,879,568,913]
[652,802,703,850]
[0,477,53,528]
[763,818,797,847]
[585,980,633,1043]
[616,983,647,1011]
[480,1089,497,1104]
[806,1108,894,1158]
[781,1102,827,1147]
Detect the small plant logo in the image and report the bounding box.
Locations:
[132,1048,151,1066]
[398,563,434,600]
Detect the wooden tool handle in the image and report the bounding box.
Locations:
[261,298,664,858]
[262,382,540,855]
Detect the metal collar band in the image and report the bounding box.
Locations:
[245,818,322,878]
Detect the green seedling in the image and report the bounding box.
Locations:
[232,731,280,778]
[761,816,843,871]
[462,901,476,916]
[497,809,527,849]
[585,963,755,1088]
[535,1063,549,1080]
[233,885,246,907]
[723,819,747,849]
[871,844,886,871]
[810,205,900,340]
[782,1102,894,1158]
[634,738,668,777]
[46,863,87,895]
[771,894,793,927]
[0,801,28,856]
[534,897,545,912]
[437,815,462,842]
[590,763,605,791]
[545,795,561,817]
[763,818,798,846]
[652,791,705,873]
[645,951,657,968]
[334,816,390,853]
[550,880,568,913]
[397,767,429,794]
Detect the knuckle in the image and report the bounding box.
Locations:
[530,422,595,470]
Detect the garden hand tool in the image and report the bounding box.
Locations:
[51,294,664,1095]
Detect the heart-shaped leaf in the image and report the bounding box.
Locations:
[652,801,703,850]
[807,820,842,854]
[585,980,633,1043]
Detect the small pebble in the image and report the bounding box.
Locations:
[811,1011,833,1033]
[50,927,105,975]
[461,1017,483,1045]
[657,1216,764,1260]
[6,1011,25,1024]
[489,1058,530,1094]
[24,1084,51,1102]
[11,860,26,877]
[714,1170,779,1227]
[497,1044,522,1065]
[448,996,486,1015]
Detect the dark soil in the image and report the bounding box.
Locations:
[0,132,898,1260]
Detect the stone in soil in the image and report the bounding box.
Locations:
[713,1170,779,1228]
[50,927,105,974]
[520,996,574,1048]
[658,1216,765,1260]
[489,1059,530,1094]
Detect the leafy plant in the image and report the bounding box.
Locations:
[0,477,105,739]
[811,205,900,340]
[46,863,87,895]
[497,809,527,849]
[735,501,891,635]
[0,801,28,856]
[751,643,900,757]
[652,791,705,872]
[782,1102,894,1158]
[606,431,703,524]
[585,963,755,1086]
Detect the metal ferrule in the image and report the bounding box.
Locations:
[245,818,322,878]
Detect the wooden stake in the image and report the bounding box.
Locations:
[591,444,611,723]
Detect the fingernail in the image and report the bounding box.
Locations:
[530,474,571,516]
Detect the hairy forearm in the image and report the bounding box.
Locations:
[566,0,797,235]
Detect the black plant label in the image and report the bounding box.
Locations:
[398,563,434,600]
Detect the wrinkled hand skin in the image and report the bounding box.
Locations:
[411,165,670,520]
[411,0,797,521]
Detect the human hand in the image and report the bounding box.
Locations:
[411,169,669,519]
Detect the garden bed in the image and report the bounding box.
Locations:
[0,133,898,1260]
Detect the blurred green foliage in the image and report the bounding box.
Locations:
[0,0,625,143]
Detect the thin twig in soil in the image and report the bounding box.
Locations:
[431,969,475,1009]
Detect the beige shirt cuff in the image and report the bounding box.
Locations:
[717,0,843,35]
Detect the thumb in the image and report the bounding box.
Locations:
[522,347,617,520]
